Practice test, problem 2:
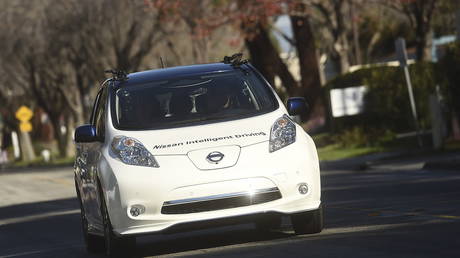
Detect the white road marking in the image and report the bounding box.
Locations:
[1,243,84,258]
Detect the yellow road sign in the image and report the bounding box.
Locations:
[15,106,33,122]
[19,121,32,132]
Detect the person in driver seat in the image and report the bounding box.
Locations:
[169,92,193,117]
[195,85,232,114]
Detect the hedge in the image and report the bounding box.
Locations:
[325,62,439,134]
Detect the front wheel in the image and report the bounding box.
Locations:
[291,204,324,235]
[100,190,136,257]
[75,182,104,253]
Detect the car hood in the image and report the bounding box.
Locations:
[110,111,285,155]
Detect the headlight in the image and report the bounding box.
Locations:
[269,115,296,152]
[111,136,159,167]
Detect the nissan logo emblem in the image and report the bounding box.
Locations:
[206,151,225,164]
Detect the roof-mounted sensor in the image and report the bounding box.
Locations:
[105,69,129,81]
[222,53,248,67]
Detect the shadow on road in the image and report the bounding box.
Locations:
[0,198,78,221]
[0,198,87,258]
[136,225,293,257]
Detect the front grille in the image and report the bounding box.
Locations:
[161,187,282,214]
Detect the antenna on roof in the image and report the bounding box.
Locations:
[222,53,248,67]
[160,56,166,68]
[105,69,129,81]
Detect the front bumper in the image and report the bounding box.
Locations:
[99,136,321,236]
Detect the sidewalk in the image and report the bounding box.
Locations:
[320,149,460,172]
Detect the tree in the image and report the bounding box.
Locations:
[0,0,167,157]
[238,1,323,119]
[145,0,244,66]
[383,0,438,61]
[308,0,355,74]
[290,1,322,113]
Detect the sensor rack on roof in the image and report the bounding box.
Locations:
[222,53,248,67]
[105,69,129,81]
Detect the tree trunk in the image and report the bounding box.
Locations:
[350,0,362,65]
[19,131,36,161]
[245,33,276,87]
[414,25,432,61]
[329,0,350,74]
[49,114,67,158]
[408,0,436,61]
[244,23,297,92]
[65,114,76,157]
[290,12,322,114]
[334,38,350,74]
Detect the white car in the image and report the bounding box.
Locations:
[74,56,322,257]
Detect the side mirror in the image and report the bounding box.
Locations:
[75,125,98,143]
[287,97,309,116]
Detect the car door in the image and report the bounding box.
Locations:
[79,86,108,233]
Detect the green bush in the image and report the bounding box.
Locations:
[333,126,395,148]
[364,62,437,131]
[324,62,439,145]
[323,42,460,147]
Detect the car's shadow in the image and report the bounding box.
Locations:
[0,197,296,258]
[136,222,295,257]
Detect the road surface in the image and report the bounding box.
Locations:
[0,158,459,257]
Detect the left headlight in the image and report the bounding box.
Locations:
[111,136,159,167]
[269,115,296,153]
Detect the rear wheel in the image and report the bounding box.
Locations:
[291,205,324,235]
[100,190,136,257]
[75,182,104,252]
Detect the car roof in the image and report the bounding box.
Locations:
[114,63,246,87]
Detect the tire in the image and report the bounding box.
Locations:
[100,189,136,258]
[291,204,324,235]
[75,182,104,253]
[255,215,282,232]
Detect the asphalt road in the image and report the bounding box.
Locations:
[1,158,459,258]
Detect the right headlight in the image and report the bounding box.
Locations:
[269,115,296,153]
[111,136,159,167]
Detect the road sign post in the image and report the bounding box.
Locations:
[15,106,34,133]
[395,38,423,147]
[15,106,36,161]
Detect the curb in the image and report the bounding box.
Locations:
[0,163,73,174]
[321,149,460,172]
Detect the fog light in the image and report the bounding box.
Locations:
[129,205,145,217]
[298,183,309,195]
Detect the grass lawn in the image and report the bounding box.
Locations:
[312,132,388,161]
[317,143,384,161]
[8,155,74,168]
[313,131,460,162]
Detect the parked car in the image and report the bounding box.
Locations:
[74,55,322,257]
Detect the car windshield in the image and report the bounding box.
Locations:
[111,70,278,130]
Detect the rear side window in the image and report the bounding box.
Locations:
[111,71,278,130]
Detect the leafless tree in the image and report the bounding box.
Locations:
[0,0,167,157]
[381,0,438,61]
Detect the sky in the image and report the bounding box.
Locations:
[273,15,293,53]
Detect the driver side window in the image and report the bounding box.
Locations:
[91,87,108,140]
